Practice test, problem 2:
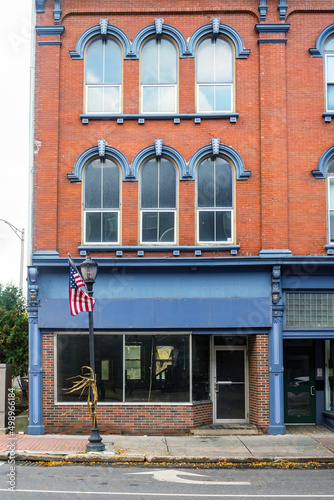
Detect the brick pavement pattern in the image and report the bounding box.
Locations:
[0,435,87,453]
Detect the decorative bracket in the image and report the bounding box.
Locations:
[258,0,268,22]
[155,139,163,157]
[98,139,107,159]
[278,0,288,21]
[272,266,281,305]
[27,267,39,308]
[211,138,220,157]
[36,0,45,13]
[100,19,108,40]
[212,18,220,37]
[53,0,62,25]
[155,18,164,37]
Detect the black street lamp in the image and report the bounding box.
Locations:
[79,252,105,452]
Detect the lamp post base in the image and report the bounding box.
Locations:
[86,427,105,452]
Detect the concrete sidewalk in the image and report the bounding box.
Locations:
[0,428,334,464]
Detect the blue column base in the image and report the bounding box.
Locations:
[268,424,286,435]
[27,424,45,435]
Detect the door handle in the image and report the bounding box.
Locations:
[214,383,219,393]
[310,386,315,396]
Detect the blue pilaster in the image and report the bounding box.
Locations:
[27,268,45,435]
[268,266,286,435]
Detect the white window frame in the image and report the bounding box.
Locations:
[328,175,334,243]
[140,209,176,245]
[325,53,334,112]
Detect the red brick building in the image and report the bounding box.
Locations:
[27,0,334,435]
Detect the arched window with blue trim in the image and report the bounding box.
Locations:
[140,37,177,113]
[196,37,233,113]
[197,156,234,243]
[325,37,334,112]
[83,157,120,243]
[327,158,334,242]
[85,37,122,113]
[140,157,177,243]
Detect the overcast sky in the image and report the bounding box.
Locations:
[0,1,33,288]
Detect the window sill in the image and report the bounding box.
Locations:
[80,112,239,124]
[325,244,334,255]
[322,112,334,122]
[78,244,240,256]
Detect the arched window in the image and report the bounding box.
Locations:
[197,156,233,243]
[85,37,122,113]
[140,38,177,113]
[83,158,120,243]
[196,37,233,113]
[325,37,334,112]
[140,157,177,243]
[328,158,334,242]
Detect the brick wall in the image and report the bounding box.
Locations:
[248,334,270,433]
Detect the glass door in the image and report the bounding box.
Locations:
[214,348,247,422]
[284,344,316,424]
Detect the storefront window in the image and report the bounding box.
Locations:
[326,339,334,411]
[192,335,210,401]
[125,335,190,402]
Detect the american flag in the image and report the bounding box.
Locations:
[69,260,95,316]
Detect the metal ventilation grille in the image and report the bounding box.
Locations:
[286,293,334,327]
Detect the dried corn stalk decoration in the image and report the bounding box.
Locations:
[64,366,98,425]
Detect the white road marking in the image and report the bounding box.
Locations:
[0,490,333,497]
[130,469,250,485]
[0,462,5,467]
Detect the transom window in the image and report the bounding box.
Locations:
[327,158,334,242]
[197,156,233,243]
[140,157,177,244]
[196,37,233,113]
[84,158,120,244]
[140,38,177,113]
[85,38,122,113]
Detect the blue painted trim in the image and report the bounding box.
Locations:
[78,245,240,252]
[278,0,288,22]
[255,24,290,33]
[131,22,189,58]
[283,330,334,339]
[69,23,132,60]
[188,22,250,59]
[309,23,334,57]
[322,112,334,122]
[258,0,268,22]
[38,41,62,46]
[68,145,131,182]
[36,0,45,13]
[80,113,239,122]
[131,144,188,181]
[268,316,286,435]
[188,143,250,181]
[257,39,287,44]
[312,145,334,179]
[35,26,65,36]
[53,0,62,25]
[259,249,292,257]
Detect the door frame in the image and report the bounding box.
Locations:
[212,345,249,424]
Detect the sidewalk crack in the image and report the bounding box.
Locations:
[163,436,171,456]
[237,436,254,457]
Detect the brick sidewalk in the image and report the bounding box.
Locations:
[315,438,334,454]
[0,435,87,453]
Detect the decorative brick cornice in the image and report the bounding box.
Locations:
[36,26,65,36]
[255,24,290,34]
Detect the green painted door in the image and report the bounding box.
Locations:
[284,345,316,424]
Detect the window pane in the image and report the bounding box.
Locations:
[142,86,159,112]
[85,160,101,208]
[214,38,233,82]
[104,40,122,84]
[102,212,118,242]
[199,211,214,241]
[192,335,210,401]
[197,39,215,82]
[327,56,334,82]
[159,39,177,83]
[158,86,176,112]
[330,179,334,209]
[330,212,334,243]
[197,38,233,83]
[158,212,174,242]
[159,159,176,208]
[327,159,334,174]
[86,39,103,84]
[85,212,102,242]
[103,161,119,209]
[142,160,158,208]
[326,37,334,50]
[216,159,232,207]
[125,335,190,403]
[142,212,158,242]
[87,86,104,113]
[198,158,214,207]
[216,211,232,241]
[328,85,334,110]
[214,85,232,112]
[141,39,159,84]
[198,85,214,112]
[103,86,120,113]
[57,334,123,402]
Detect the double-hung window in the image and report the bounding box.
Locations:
[328,158,334,243]
[84,158,120,243]
[325,38,334,112]
[141,38,177,113]
[197,156,233,243]
[85,38,122,113]
[196,37,233,113]
[141,157,177,243]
